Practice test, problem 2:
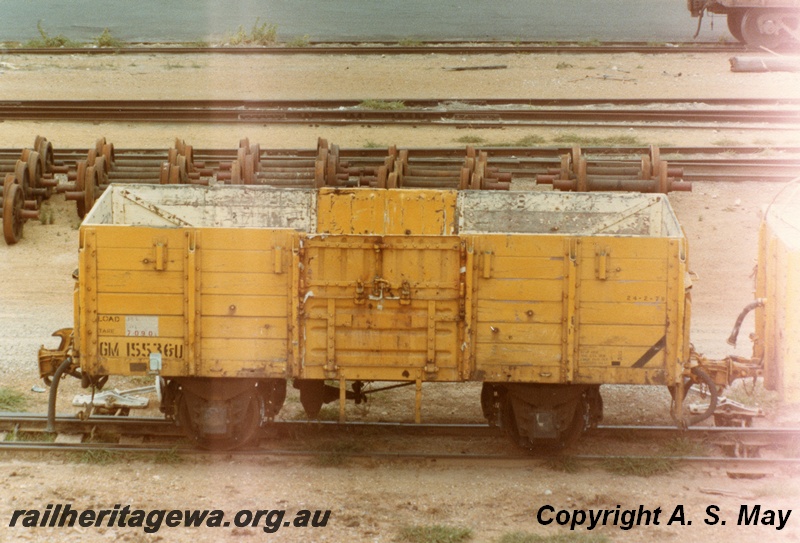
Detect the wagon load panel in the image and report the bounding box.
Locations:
[79,186,315,379]
[459,191,687,387]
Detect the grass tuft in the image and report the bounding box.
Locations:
[25,21,79,48]
[227,18,278,46]
[601,456,675,477]
[498,532,611,543]
[397,524,472,543]
[93,28,123,48]
[0,388,27,411]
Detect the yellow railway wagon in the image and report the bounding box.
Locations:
[42,184,692,448]
[757,202,800,403]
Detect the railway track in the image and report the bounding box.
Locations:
[3,99,800,129]
[0,41,752,56]
[1,413,798,469]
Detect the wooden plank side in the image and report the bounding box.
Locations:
[476,300,563,324]
[202,295,288,318]
[98,293,184,316]
[476,278,564,302]
[199,338,288,363]
[200,316,289,340]
[93,227,187,249]
[96,247,185,272]
[202,272,288,296]
[578,323,667,348]
[579,302,667,325]
[475,323,562,345]
[97,270,184,294]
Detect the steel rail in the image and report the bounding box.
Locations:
[3,412,800,442]
[0,42,751,56]
[2,99,799,128]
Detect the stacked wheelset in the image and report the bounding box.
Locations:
[0,136,60,244]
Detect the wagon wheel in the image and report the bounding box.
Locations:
[24,150,42,198]
[727,10,746,43]
[243,155,255,185]
[14,160,30,199]
[37,138,54,174]
[76,160,87,218]
[560,154,570,180]
[575,156,588,192]
[101,143,115,172]
[94,137,106,157]
[657,160,669,194]
[3,173,15,198]
[314,159,325,188]
[87,148,97,167]
[3,183,24,244]
[183,144,195,172]
[159,162,171,185]
[249,144,261,172]
[741,9,788,49]
[640,155,652,180]
[83,165,98,214]
[168,148,179,166]
[177,392,263,451]
[239,137,250,150]
[649,145,661,178]
[230,160,242,185]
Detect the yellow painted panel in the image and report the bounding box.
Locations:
[578,324,665,348]
[580,280,667,303]
[200,338,288,362]
[97,270,183,294]
[200,316,288,340]
[584,237,672,259]
[472,235,565,257]
[475,323,562,345]
[202,272,288,296]
[576,367,669,386]
[383,190,457,235]
[316,188,457,235]
[96,315,184,338]
[474,364,563,383]
[317,189,386,235]
[488,256,565,279]
[97,247,185,272]
[578,257,667,281]
[93,227,187,249]
[201,249,276,273]
[476,300,563,324]
[202,295,288,318]
[200,228,292,249]
[98,293,184,316]
[577,345,665,368]
[580,302,666,325]
[474,343,562,366]
[477,278,564,302]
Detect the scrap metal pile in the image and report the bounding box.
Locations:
[1,136,692,245]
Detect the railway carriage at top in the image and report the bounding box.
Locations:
[688,0,800,47]
[38,182,773,450]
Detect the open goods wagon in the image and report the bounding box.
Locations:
[39,184,762,449]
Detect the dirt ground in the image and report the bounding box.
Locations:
[1,51,800,543]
